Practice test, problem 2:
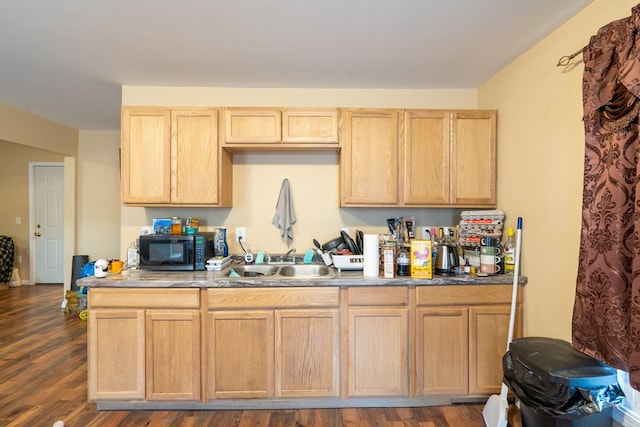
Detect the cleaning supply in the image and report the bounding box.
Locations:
[229,269,241,278]
[303,249,314,264]
[503,227,515,274]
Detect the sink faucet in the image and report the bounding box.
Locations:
[285,248,296,257]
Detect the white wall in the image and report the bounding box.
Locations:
[77,131,121,260]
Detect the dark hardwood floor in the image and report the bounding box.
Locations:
[0,284,522,427]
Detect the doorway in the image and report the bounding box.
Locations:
[29,163,64,284]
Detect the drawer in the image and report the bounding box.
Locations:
[208,287,340,309]
[88,288,200,309]
[416,284,521,306]
[347,286,408,306]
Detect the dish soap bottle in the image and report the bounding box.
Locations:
[503,227,515,274]
[127,241,139,269]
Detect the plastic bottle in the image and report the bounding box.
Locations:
[503,227,516,274]
[127,241,139,269]
[396,249,410,276]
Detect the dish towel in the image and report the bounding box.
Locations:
[272,178,296,247]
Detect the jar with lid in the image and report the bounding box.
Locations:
[171,217,181,235]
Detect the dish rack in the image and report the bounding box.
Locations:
[457,209,505,247]
[331,254,364,271]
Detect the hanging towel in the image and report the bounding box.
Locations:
[272,178,296,246]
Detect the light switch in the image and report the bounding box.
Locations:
[15,217,21,225]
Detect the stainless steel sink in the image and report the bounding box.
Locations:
[277,265,332,277]
[225,265,279,277]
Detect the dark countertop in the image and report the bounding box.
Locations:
[78,266,527,289]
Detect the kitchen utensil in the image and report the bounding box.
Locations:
[313,239,322,250]
[356,230,364,255]
[341,230,360,255]
[483,217,523,427]
[322,236,346,252]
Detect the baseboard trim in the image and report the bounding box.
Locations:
[614,405,640,427]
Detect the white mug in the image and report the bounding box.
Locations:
[480,255,501,274]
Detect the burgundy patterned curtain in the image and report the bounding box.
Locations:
[572,5,640,390]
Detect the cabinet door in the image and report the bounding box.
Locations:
[469,305,513,395]
[145,310,200,401]
[452,111,497,206]
[171,109,221,205]
[282,109,338,143]
[225,109,281,143]
[121,107,171,204]
[340,109,399,206]
[88,309,145,400]
[347,307,408,397]
[402,110,450,205]
[208,310,274,399]
[276,309,340,397]
[416,307,468,396]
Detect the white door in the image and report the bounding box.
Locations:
[34,165,64,284]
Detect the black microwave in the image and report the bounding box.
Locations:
[138,233,215,271]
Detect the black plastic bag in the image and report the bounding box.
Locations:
[503,337,624,420]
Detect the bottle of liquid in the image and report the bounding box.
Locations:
[127,241,139,269]
[396,249,410,276]
[503,227,516,274]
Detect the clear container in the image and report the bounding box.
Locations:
[171,217,181,235]
[127,241,139,269]
[397,249,410,276]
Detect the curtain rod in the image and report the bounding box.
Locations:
[557,47,584,66]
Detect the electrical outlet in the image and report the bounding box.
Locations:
[16,255,22,264]
[236,227,246,242]
[420,226,431,239]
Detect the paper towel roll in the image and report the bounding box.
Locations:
[363,234,379,277]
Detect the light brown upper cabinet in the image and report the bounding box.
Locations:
[121,107,232,206]
[402,110,451,205]
[451,111,497,206]
[340,109,400,206]
[402,110,497,207]
[223,108,338,150]
[341,108,496,207]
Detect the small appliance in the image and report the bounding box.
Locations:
[138,233,215,271]
[433,240,460,275]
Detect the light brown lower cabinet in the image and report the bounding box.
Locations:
[88,309,145,400]
[87,288,201,402]
[415,285,522,397]
[206,287,341,400]
[416,307,469,395]
[145,310,201,400]
[347,287,409,397]
[88,284,521,406]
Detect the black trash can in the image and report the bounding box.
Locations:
[503,337,624,427]
[70,255,89,291]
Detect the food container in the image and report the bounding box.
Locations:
[410,240,432,278]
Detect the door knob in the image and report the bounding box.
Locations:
[34,232,41,237]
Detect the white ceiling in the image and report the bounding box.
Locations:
[0,0,593,131]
